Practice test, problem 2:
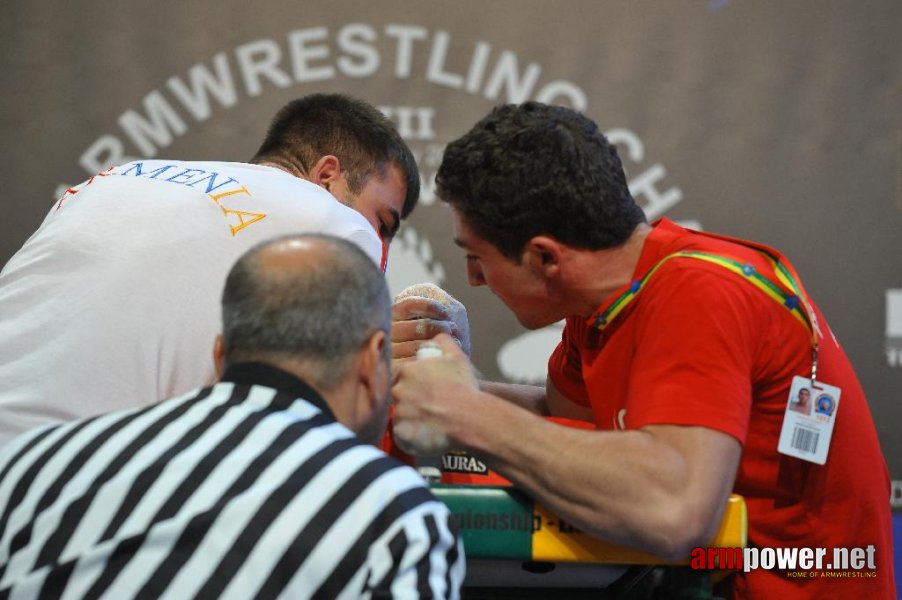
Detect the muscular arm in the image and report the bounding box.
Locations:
[392,335,742,560]
[463,396,740,559]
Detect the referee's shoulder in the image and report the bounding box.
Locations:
[350,438,428,480]
[343,440,442,500]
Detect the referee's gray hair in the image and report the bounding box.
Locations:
[221,234,391,389]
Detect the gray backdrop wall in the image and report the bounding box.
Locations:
[2,0,900,504]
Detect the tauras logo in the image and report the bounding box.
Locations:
[886,289,902,368]
[442,451,488,475]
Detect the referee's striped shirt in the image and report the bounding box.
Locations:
[0,363,465,599]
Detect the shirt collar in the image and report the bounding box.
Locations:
[585,218,688,326]
[630,217,688,278]
[219,362,336,421]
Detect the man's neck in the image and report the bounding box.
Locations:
[254,158,308,180]
[566,222,653,318]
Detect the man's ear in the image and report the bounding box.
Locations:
[524,236,563,279]
[213,334,225,380]
[308,155,342,191]
[352,330,391,445]
[358,330,389,407]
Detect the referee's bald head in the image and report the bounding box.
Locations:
[219,234,391,390]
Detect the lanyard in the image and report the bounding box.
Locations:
[592,248,823,386]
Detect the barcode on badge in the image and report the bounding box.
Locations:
[791,426,819,454]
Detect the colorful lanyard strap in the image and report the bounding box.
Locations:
[593,249,823,384]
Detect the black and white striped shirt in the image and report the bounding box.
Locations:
[0,363,465,599]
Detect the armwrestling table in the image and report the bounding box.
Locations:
[430,484,747,599]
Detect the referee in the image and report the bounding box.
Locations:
[0,234,465,599]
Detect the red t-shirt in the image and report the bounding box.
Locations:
[549,219,894,599]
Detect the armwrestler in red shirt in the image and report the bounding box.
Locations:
[390,102,894,599]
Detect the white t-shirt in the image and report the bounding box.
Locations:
[0,160,383,446]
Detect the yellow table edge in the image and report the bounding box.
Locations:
[532,494,747,564]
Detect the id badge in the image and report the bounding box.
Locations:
[777,375,841,465]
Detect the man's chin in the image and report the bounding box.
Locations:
[360,412,391,448]
[358,428,382,447]
[515,313,561,331]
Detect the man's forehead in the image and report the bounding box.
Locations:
[449,211,472,247]
[449,211,491,252]
[374,165,405,215]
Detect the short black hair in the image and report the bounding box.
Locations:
[252,93,420,218]
[436,102,646,260]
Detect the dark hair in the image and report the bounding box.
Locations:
[221,234,391,389]
[435,102,646,260]
[252,93,420,218]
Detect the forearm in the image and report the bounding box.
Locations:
[391,335,738,559]
[448,389,733,559]
[478,381,549,415]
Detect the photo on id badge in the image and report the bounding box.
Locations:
[777,375,841,466]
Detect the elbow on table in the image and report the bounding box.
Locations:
[646,502,720,562]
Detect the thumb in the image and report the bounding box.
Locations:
[431,333,467,359]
